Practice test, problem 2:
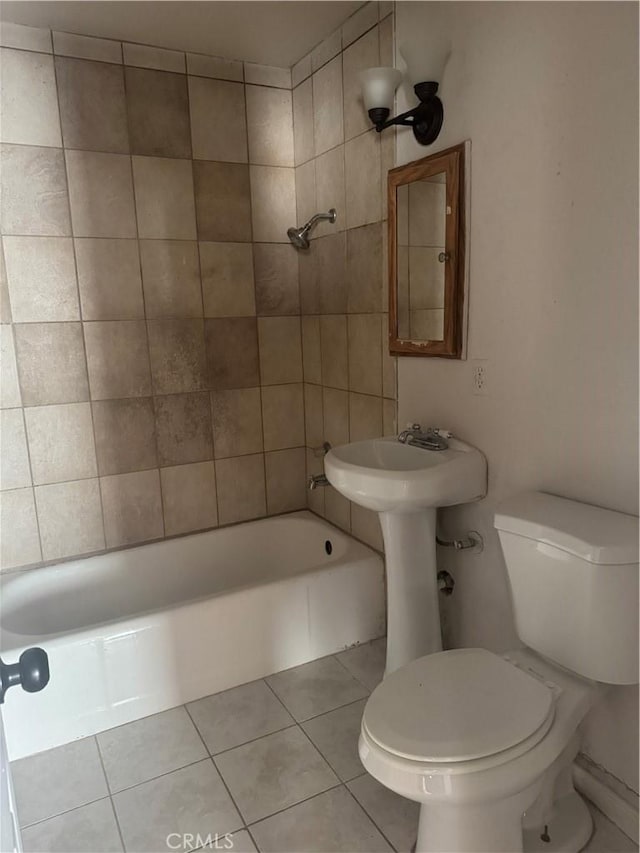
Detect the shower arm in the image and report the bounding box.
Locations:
[302,211,336,232]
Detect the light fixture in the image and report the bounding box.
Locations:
[359,39,450,146]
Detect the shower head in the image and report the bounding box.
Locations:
[287,209,337,250]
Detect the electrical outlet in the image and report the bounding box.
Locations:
[472,360,488,395]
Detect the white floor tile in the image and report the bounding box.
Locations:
[302,699,367,781]
[250,786,392,852]
[348,773,420,853]
[97,706,207,792]
[21,799,122,853]
[187,679,294,754]
[113,759,242,852]
[336,638,386,691]
[215,726,338,824]
[266,656,369,721]
[12,738,108,827]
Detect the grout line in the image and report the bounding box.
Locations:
[246,780,344,830]
[18,793,112,831]
[342,781,403,852]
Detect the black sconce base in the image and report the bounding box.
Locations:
[367,82,444,146]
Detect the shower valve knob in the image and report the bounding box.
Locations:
[0,647,50,704]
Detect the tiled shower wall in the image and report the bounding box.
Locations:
[0,23,307,570]
[292,3,397,549]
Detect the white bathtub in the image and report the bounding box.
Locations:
[0,511,385,761]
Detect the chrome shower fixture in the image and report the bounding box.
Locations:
[287,209,337,249]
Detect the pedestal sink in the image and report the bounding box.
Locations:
[324,436,487,675]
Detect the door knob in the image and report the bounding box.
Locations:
[0,648,49,703]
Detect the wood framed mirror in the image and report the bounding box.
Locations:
[388,142,468,357]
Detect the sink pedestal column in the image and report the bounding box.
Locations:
[379,508,443,676]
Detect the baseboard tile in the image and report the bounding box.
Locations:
[573,758,639,845]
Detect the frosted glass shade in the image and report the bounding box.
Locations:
[359,67,403,111]
[399,39,451,84]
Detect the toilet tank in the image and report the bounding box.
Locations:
[494,491,638,685]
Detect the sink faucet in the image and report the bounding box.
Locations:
[398,424,450,451]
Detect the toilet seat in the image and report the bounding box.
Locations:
[362,648,555,764]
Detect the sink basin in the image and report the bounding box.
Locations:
[325,437,486,513]
[325,434,487,675]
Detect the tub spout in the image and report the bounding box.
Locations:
[308,474,329,490]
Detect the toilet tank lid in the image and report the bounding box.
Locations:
[494,491,639,565]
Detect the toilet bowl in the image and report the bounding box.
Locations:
[359,647,602,853]
[359,492,638,853]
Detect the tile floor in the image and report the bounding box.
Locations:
[10,638,638,853]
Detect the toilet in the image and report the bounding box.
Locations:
[359,491,639,853]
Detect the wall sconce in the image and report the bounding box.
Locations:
[359,45,450,146]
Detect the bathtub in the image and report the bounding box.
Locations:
[0,511,385,761]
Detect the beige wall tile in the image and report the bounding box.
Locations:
[123,43,184,73]
[351,503,383,550]
[265,447,306,514]
[246,85,294,167]
[205,317,259,390]
[313,57,344,155]
[322,388,349,447]
[54,31,121,64]
[250,165,296,243]
[346,223,384,313]
[0,325,21,408]
[381,314,396,399]
[379,13,394,66]
[293,79,314,166]
[84,320,151,400]
[186,53,243,81]
[132,156,196,240]
[292,53,312,88]
[75,238,144,320]
[301,316,322,384]
[409,181,446,246]
[161,461,217,535]
[1,145,71,236]
[0,488,42,569]
[15,322,89,406]
[316,233,347,314]
[147,319,208,395]
[320,315,348,390]
[348,314,382,395]
[315,147,345,236]
[380,128,395,221]
[56,57,128,153]
[4,237,79,323]
[298,249,319,314]
[125,67,191,158]
[211,387,263,458]
[193,161,252,242]
[409,308,444,340]
[342,3,379,48]
[25,402,97,485]
[36,478,105,560]
[189,77,247,163]
[1,22,52,53]
[66,150,136,238]
[0,409,31,491]
[325,486,351,532]
[311,29,341,73]
[215,453,266,525]
[345,131,381,229]
[0,49,61,147]
[258,317,302,385]
[349,392,382,441]
[382,397,396,435]
[0,240,10,324]
[200,242,255,318]
[154,391,213,466]
[100,469,164,547]
[244,63,290,89]
[254,244,299,316]
[303,383,323,448]
[140,240,202,319]
[408,248,445,309]
[295,160,316,227]
[342,28,379,141]
[93,397,157,475]
[261,383,304,451]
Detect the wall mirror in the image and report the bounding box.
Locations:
[388,142,468,358]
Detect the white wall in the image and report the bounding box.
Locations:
[395,1,638,791]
